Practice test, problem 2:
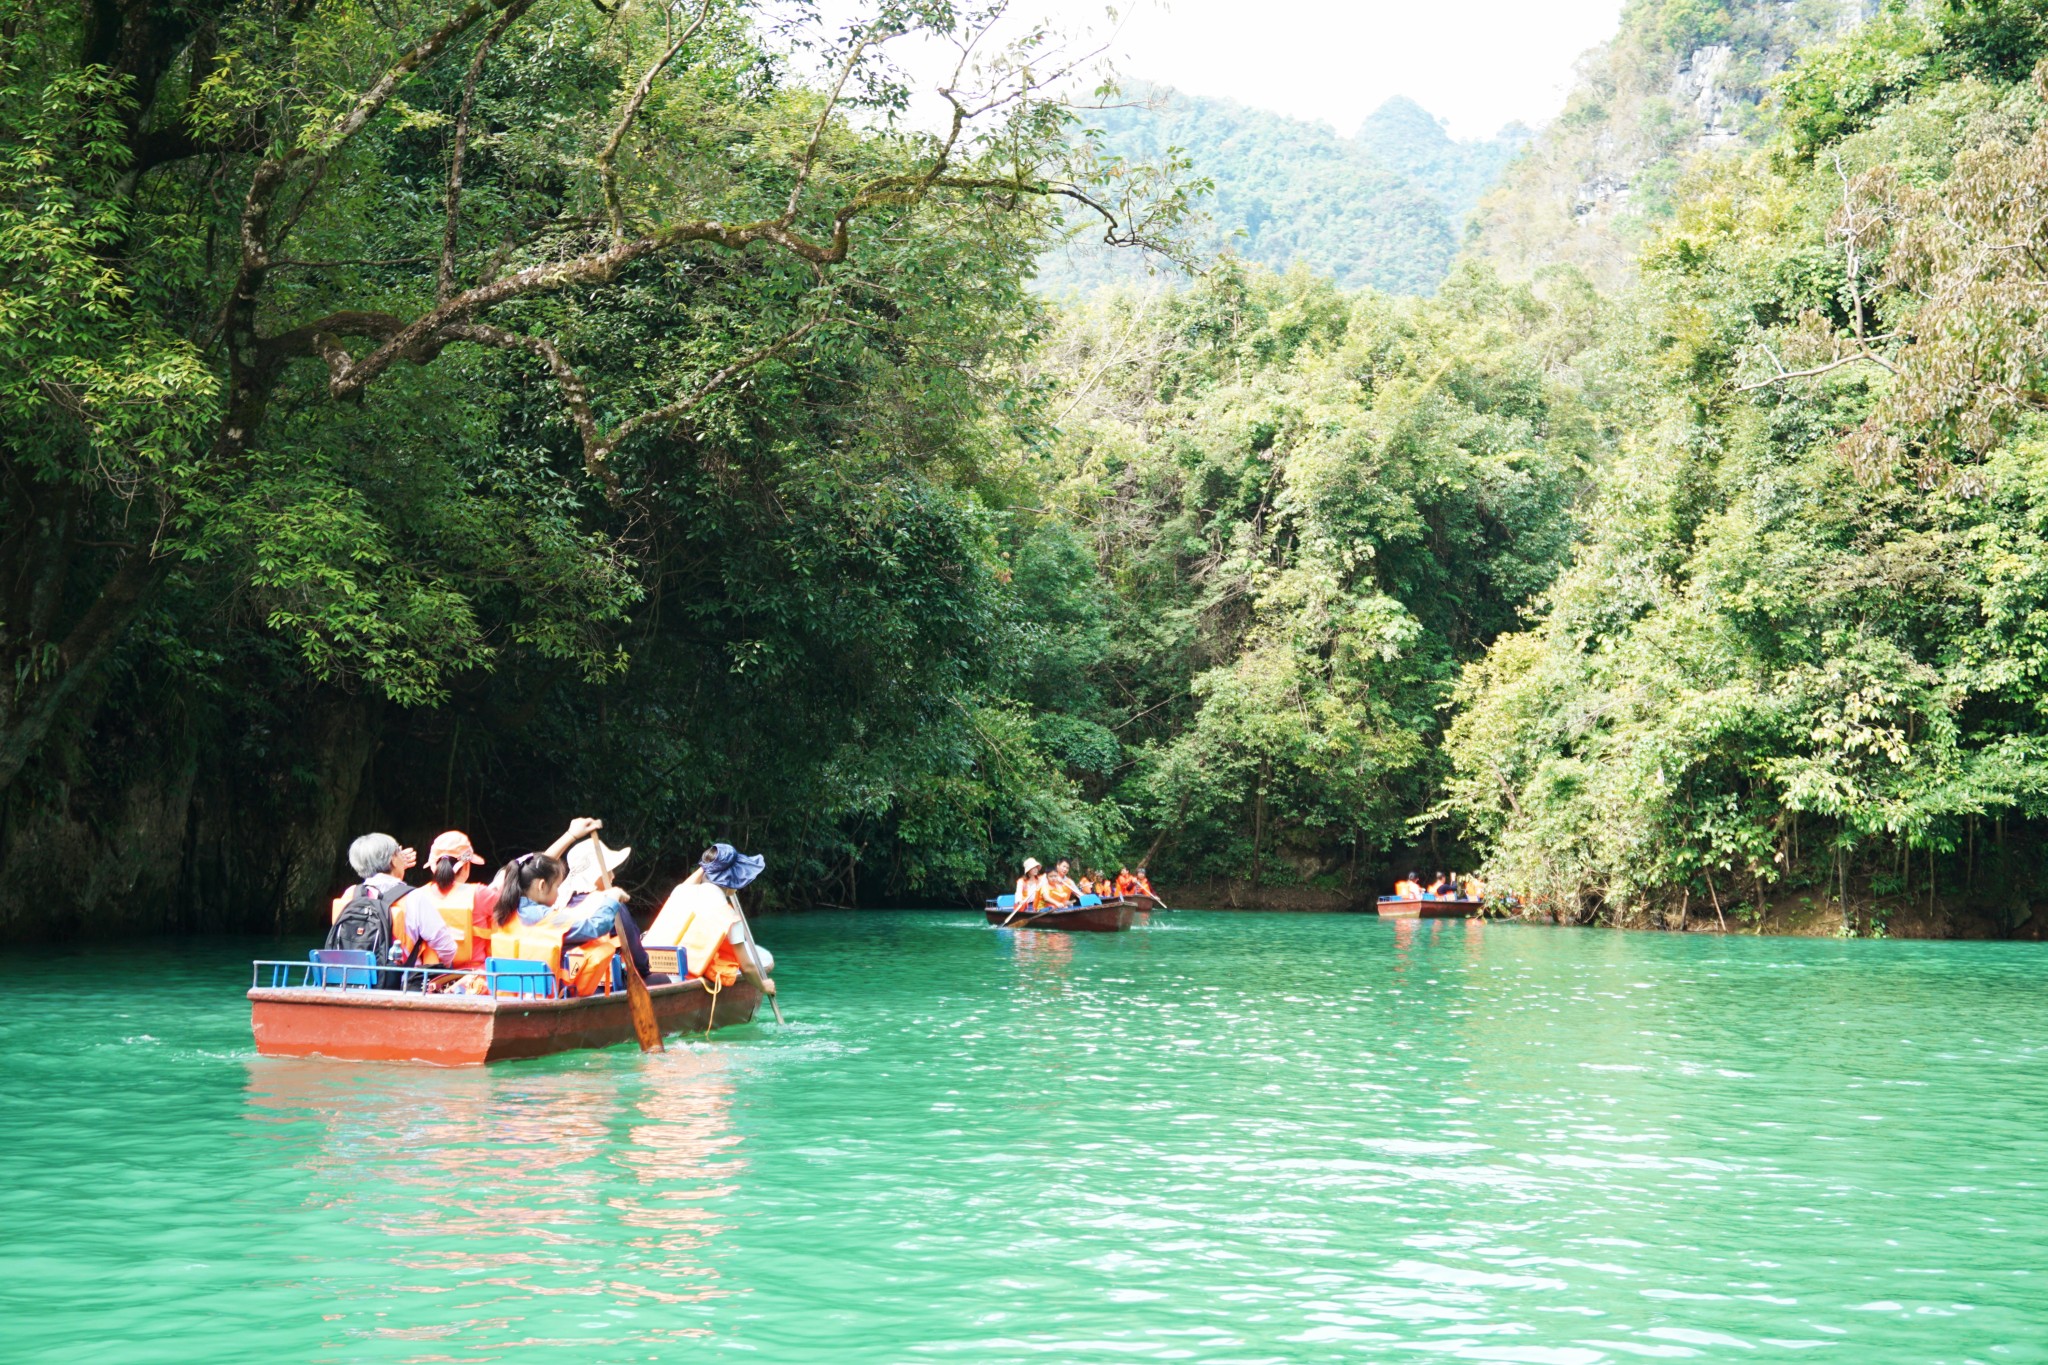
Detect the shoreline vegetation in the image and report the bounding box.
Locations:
[10,1,2048,940]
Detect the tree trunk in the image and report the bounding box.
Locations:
[1251,760,1268,890]
[0,547,170,793]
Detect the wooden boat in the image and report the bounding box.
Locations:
[248,960,759,1065]
[982,899,1138,932]
[1375,896,1482,920]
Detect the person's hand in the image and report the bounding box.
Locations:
[564,816,602,842]
[762,978,776,996]
[392,846,418,875]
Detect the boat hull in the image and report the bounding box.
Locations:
[248,976,760,1065]
[983,901,1138,932]
[1375,898,1482,920]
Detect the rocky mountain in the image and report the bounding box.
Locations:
[1472,0,1885,284]
[1036,86,1531,297]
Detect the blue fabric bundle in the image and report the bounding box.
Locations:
[702,842,765,890]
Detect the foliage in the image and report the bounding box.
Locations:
[1444,37,2048,925]
[1037,86,1526,298]
[0,0,1191,927]
[1011,264,1598,889]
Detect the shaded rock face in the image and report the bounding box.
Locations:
[1477,0,1888,282]
[1674,43,1742,148]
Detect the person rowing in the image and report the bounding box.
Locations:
[1011,859,1045,918]
[645,844,777,1002]
[1040,859,1082,909]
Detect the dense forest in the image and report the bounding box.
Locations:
[1035,86,1527,297]
[10,0,2048,935]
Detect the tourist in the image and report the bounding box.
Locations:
[331,832,457,966]
[1393,871,1423,899]
[395,830,492,968]
[561,833,661,982]
[486,832,638,994]
[1041,859,1081,907]
[1012,858,1044,909]
[334,832,415,912]
[646,845,776,996]
[1077,870,1096,896]
[1133,866,1155,897]
[390,818,603,969]
[1114,866,1138,896]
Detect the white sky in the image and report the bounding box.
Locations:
[1031,0,1628,139]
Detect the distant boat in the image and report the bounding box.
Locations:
[248,955,758,1064]
[1375,896,1482,920]
[983,897,1139,932]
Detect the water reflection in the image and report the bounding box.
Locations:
[242,1050,743,1354]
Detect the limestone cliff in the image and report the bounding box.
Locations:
[1473,0,1883,286]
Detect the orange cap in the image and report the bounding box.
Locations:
[428,830,485,866]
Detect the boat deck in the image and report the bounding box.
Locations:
[1375,897,1482,919]
[248,968,758,1065]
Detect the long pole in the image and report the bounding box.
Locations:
[726,888,783,1024]
[595,836,663,1053]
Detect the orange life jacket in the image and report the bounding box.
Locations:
[1114,873,1138,897]
[565,938,618,997]
[488,909,577,992]
[672,895,744,987]
[1040,878,1077,909]
[398,883,481,967]
[1133,876,1153,897]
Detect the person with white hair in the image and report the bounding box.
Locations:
[330,831,458,966]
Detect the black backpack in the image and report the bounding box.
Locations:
[324,880,407,959]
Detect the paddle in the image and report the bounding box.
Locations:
[724,888,783,1025]
[592,834,663,1053]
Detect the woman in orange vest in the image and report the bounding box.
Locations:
[395,830,492,968]
[1013,858,1044,910]
[1114,866,1138,897]
[1132,865,1155,897]
[485,840,634,994]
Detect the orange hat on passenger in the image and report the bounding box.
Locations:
[429,830,485,866]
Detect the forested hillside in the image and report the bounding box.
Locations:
[0,0,1183,931]
[1038,87,1527,296]
[1473,0,1869,284]
[16,0,2048,935]
[1445,0,2048,932]
[1001,264,1599,902]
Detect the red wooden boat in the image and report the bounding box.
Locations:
[982,899,1138,932]
[1375,897,1482,920]
[249,965,759,1065]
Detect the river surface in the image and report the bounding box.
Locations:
[4,912,2046,1363]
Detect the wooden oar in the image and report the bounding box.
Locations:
[724,888,783,1025]
[593,835,663,1053]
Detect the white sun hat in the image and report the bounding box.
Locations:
[562,836,631,896]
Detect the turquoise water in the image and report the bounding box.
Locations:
[4,912,2047,1363]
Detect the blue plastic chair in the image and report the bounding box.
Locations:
[309,948,379,988]
[486,956,558,999]
[1078,894,1102,906]
[996,893,1017,909]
